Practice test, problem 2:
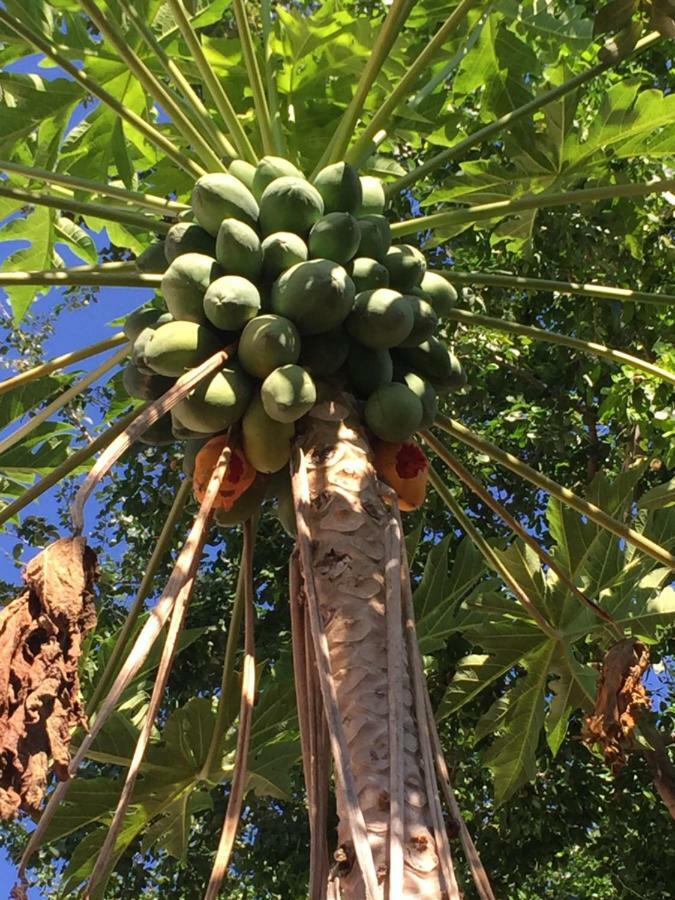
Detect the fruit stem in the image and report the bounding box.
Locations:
[390,177,675,237]
[261,0,288,156]
[387,30,662,196]
[165,0,259,164]
[447,307,675,386]
[432,415,675,571]
[0,7,204,180]
[0,332,127,397]
[0,184,171,234]
[439,269,675,307]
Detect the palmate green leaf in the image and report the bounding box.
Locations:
[0,72,82,152]
[482,639,556,805]
[510,0,593,53]
[0,374,66,429]
[54,216,99,264]
[638,476,675,510]
[1,205,56,320]
[0,424,74,496]
[414,535,486,653]
[140,789,213,861]
[545,648,597,756]
[437,651,523,719]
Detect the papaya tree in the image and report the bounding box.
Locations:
[0,1,674,897]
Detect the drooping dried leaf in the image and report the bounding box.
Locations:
[0,537,97,819]
[582,638,650,775]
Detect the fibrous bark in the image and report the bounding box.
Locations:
[0,537,97,819]
[293,397,446,898]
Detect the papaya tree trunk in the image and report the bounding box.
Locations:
[292,396,449,899]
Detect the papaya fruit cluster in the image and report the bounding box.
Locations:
[123,156,465,523]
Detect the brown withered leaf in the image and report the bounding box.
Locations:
[0,537,97,819]
[582,638,650,775]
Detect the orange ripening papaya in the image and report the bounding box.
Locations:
[193,435,257,511]
[373,439,429,511]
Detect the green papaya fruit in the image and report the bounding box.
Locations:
[364,383,423,442]
[124,306,164,343]
[396,370,437,429]
[261,231,308,280]
[308,212,360,264]
[356,214,391,262]
[137,415,175,446]
[144,321,223,376]
[136,241,167,273]
[267,467,295,537]
[261,364,316,423]
[347,343,393,396]
[259,176,324,237]
[228,159,257,193]
[161,252,222,324]
[348,257,389,292]
[356,175,386,217]
[131,313,174,373]
[312,161,362,214]
[174,364,252,433]
[346,288,414,349]
[242,394,295,473]
[253,156,305,198]
[182,437,209,475]
[191,173,259,235]
[164,222,216,263]
[214,474,268,527]
[299,327,350,377]
[395,337,465,392]
[122,363,173,401]
[271,259,355,334]
[171,411,217,441]
[399,296,437,347]
[215,218,263,281]
[384,244,426,292]
[203,275,261,331]
[415,271,458,317]
[238,314,301,378]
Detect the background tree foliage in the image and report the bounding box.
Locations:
[0,0,673,897]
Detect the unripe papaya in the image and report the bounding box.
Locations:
[356,214,391,262]
[174,365,252,433]
[299,327,350,377]
[348,257,389,292]
[203,275,261,331]
[137,415,175,446]
[346,288,414,349]
[271,259,355,335]
[238,314,301,379]
[261,231,308,280]
[261,364,316,423]
[259,176,324,237]
[191,173,259,235]
[214,473,268,527]
[384,244,426,291]
[136,241,168,273]
[395,337,465,392]
[312,162,362,214]
[242,394,295,473]
[364,383,423,443]
[161,252,222,324]
[215,218,262,281]
[347,343,393,396]
[131,313,174,373]
[124,306,165,343]
[164,222,216,263]
[122,363,173,401]
[356,175,386,217]
[253,156,305,198]
[171,411,217,441]
[228,159,257,193]
[397,371,437,429]
[308,212,360,264]
[415,271,458,317]
[399,295,438,347]
[144,321,222,376]
[267,467,295,537]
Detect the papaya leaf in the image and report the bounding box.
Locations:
[437,651,523,720]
